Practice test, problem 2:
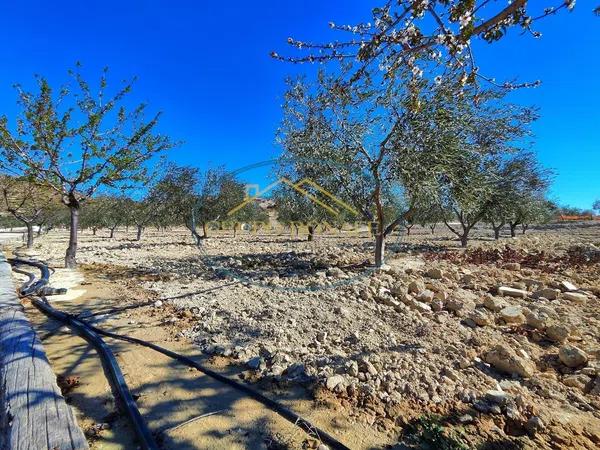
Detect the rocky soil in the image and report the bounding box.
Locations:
[18,223,600,449]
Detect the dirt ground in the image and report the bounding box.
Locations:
[4,221,600,449]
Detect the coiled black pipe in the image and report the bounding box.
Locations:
[8,257,50,295]
[13,258,351,450]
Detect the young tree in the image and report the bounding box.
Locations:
[0,67,175,267]
[273,185,335,241]
[278,70,424,265]
[483,152,551,239]
[0,175,58,247]
[150,164,201,243]
[392,81,537,247]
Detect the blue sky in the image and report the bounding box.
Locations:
[0,1,598,208]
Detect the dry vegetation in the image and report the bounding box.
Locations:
[16,221,600,449]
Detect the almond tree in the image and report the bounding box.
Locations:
[0,175,58,247]
[274,0,577,90]
[0,67,175,267]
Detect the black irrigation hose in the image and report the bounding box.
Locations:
[73,319,351,450]
[32,299,159,450]
[11,258,351,450]
[9,259,159,450]
[8,257,50,296]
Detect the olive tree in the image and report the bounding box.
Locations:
[278,70,426,266]
[0,67,175,267]
[273,185,337,241]
[484,152,552,239]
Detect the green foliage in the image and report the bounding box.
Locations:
[0,66,176,265]
[0,67,175,205]
[403,415,469,450]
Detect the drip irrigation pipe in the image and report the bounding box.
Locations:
[9,259,159,450]
[12,258,351,450]
[8,257,50,296]
[67,317,351,450]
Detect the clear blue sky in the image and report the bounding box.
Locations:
[0,1,598,208]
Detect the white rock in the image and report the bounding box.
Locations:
[326,375,346,390]
[560,280,578,292]
[500,306,526,324]
[563,292,587,303]
[559,344,588,368]
[485,344,535,378]
[498,286,528,298]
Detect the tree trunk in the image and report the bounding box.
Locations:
[429,223,436,234]
[307,225,315,241]
[233,223,238,237]
[494,228,500,240]
[92,227,97,236]
[202,222,207,238]
[522,224,529,234]
[460,233,468,247]
[459,222,471,248]
[65,203,80,268]
[36,225,42,237]
[136,225,143,241]
[374,233,385,267]
[509,223,517,237]
[110,227,116,238]
[25,222,34,248]
[294,224,299,236]
[405,224,413,236]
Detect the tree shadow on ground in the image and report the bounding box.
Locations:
[33,313,321,449]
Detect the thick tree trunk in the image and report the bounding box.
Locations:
[509,223,518,237]
[459,222,471,248]
[65,204,79,268]
[110,227,116,238]
[494,228,501,240]
[202,222,207,238]
[25,222,34,248]
[233,223,238,237]
[307,225,315,241]
[92,227,97,236]
[136,225,144,241]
